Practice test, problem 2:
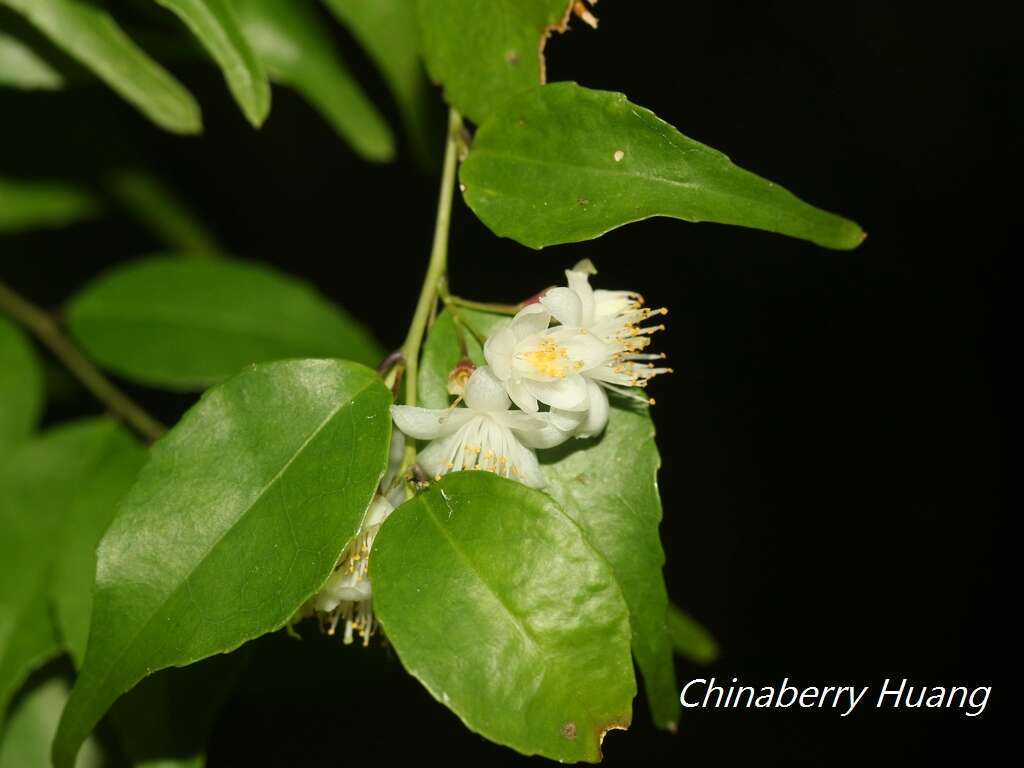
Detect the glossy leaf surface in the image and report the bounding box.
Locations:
[461,83,865,250]
[67,257,382,390]
[373,472,635,762]
[53,360,391,768]
[416,0,572,123]
[419,308,677,728]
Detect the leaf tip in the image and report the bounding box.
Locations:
[829,216,867,251]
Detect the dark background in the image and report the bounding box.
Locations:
[1,2,1005,766]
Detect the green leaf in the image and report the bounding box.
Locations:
[0,0,201,134]
[460,82,865,250]
[667,604,719,665]
[416,0,572,124]
[67,256,383,391]
[418,309,677,729]
[540,406,677,731]
[0,419,131,730]
[0,674,104,768]
[154,0,270,127]
[106,171,221,255]
[53,359,392,768]
[50,429,146,668]
[0,316,43,458]
[233,0,394,161]
[322,0,432,159]
[373,472,636,763]
[417,307,502,409]
[0,28,63,90]
[0,177,99,233]
[110,651,246,768]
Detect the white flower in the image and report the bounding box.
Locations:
[391,366,569,489]
[540,259,671,437]
[304,431,405,646]
[483,302,608,414]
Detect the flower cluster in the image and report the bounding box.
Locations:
[305,261,668,644]
[393,260,670,489]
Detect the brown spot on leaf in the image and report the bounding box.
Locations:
[561,721,577,740]
[505,49,521,65]
[577,198,590,208]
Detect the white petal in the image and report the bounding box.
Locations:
[363,494,395,528]
[380,430,405,490]
[463,366,511,412]
[483,326,515,381]
[565,269,595,327]
[549,327,609,371]
[501,411,574,449]
[384,483,406,509]
[314,568,371,611]
[506,377,539,413]
[509,440,545,488]
[416,430,461,477]
[549,407,586,432]
[574,378,610,438]
[594,289,639,319]
[524,374,589,411]
[510,302,551,341]
[540,287,583,328]
[391,405,471,440]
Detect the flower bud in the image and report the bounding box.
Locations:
[447,357,476,397]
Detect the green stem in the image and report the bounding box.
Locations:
[447,295,521,315]
[398,108,462,474]
[0,281,167,443]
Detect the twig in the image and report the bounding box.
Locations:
[0,281,167,442]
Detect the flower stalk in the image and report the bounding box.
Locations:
[397,108,462,478]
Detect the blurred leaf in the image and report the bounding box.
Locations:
[0,28,63,89]
[418,309,677,729]
[233,0,394,161]
[0,420,128,730]
[0,0,202,134]
[154,0,270,127]
[0,674,105,768]
[540,407,677,731]
[667,604,719,665]
[373,472,635,763]
[53,360,391,768]
[461,82,865,250]
[322,0,432,159]
[111,651,247,768]
[0,316,44,458]
[67,256,383,391]
[0,177,99,232]
[416,0,571,124]
[50,427,145,668]
[106,171,221,255]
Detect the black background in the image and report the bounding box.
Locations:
[0,2,1005,766]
